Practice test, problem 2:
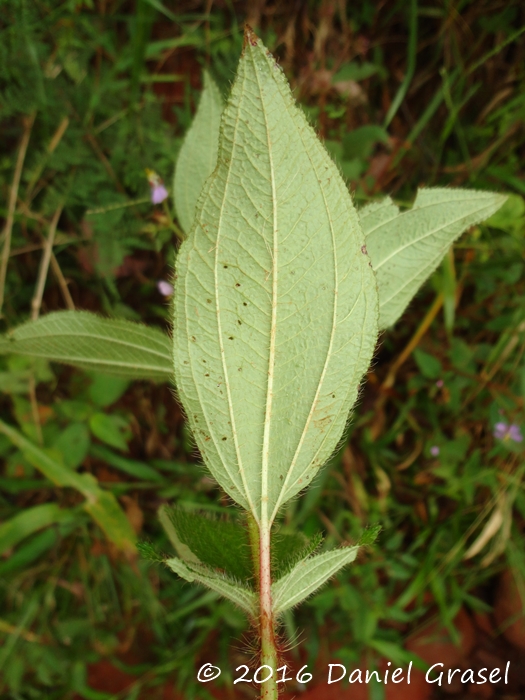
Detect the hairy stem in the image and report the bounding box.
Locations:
[247,516,278,700]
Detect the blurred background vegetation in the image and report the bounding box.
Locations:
[1,1,525,698]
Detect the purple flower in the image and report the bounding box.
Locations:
[435,379,444,388]
[430,445,440,457]
[494,422,523,443]
[157,280,174,297]
[151,183,169,204]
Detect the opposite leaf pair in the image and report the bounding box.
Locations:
[150,505,379,615]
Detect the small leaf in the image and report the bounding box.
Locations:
[88,374,130,407]
[0,311,172,380]
[413,348,442,380]
[173,71,223,235]
[272,546,360,614]
[357,523,381,546]
[89,413,131,452]
[361,188,507,329]
[53,423,90,469]
[165,556,256,615]
[173,31,378,523]
[136,540,165,562]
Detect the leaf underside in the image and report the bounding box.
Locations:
[173,71,223,236]
[271,524,380,613]
[160,506,322,583]
[173,32,378,523]
[360,188,507,329]
[165,556,257,615]
[0,311,173,380]
[271,545,359,614]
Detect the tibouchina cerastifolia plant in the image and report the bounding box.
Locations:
[0,28,506,699]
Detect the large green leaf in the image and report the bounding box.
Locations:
[0,311,172,380]
[0,419,136,554]
[173,71,223,235]
[360,188,507,329]
[173,31,378,524]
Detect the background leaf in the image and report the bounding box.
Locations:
[0,311,172,381]
[360,188,507,329]
[173,32,378,523]
[173,71,223,235]
[0,419,136,554]
[0,503,76,555]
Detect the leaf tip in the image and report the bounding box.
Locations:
[358,523,381,547]
[243,24,260,50]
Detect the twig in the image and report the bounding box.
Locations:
[0,112,36,317]
[28,374,43,445]
[25,115,69,202]
[31,203,64,320]
[49,251,75,310]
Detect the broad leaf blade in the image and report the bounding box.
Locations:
[166,556,256,615]
[272,546,359,614]
[173,31,378,523]
[361,188,507,329]
[0,419,136,554]
[173,71,223,235]
[0,311,172,380]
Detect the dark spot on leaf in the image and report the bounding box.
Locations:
[223,265,228,269]
[205,373,209,377]
[361,245,368,255]
[243,302,247,306]
[229,336,234,340]
[237,320,242,325]
[235,283,241,287]
[222,436,227,441]
[207,298,212,303]
[191,336,196,341]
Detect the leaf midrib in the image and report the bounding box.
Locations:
[252,46,279,531]
[13,331,171,362]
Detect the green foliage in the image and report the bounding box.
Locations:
[0,311,173,380]
[0,503,76,556]
[0,419,136,554]
[1,1,524,697]
[360,188,507,329]
[272,545,360,614]
[165,557,257,615]
[173,71,223,235]
[173,32,378,523]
